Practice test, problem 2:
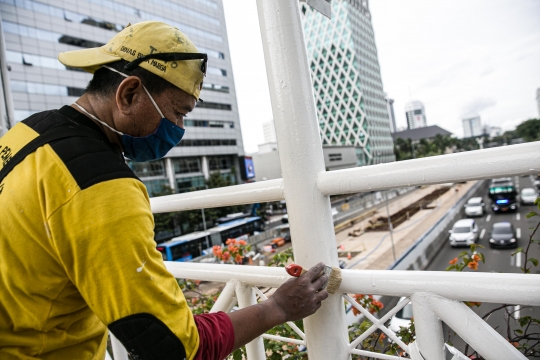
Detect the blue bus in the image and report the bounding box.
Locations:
[208,216,265,246]
[156,231,211,262]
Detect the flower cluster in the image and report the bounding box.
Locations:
[212,238,250,264]
[446,244,485,272]
[351,294,385,315]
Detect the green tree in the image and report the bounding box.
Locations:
[515,118,540,142]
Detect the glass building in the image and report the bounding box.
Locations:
[301,0,395,165]
[0,0,244,196]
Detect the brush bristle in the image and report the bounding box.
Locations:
[325,267,342,294]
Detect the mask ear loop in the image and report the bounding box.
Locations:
[73,102,124,136]
[102,65,165,119]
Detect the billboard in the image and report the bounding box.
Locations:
[239,156,255,180]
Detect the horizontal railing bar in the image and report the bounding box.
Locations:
[349,348,408,360]
[261,333,305,346]
[165,262,540,306]
[317,142,540,196]
[150,178,284,213]
[151,143,539,213]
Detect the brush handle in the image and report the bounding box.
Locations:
[285,264,307,277]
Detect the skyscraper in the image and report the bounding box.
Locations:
[0,0,243,196]
[301,0,395,166]
[462,115,483,138]
[404,101,427,129]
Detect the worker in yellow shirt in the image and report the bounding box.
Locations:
[0,20,329,360]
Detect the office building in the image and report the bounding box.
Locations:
[385,97,396,133]
[262,119,277,143]
[0,0,244,196]
[392,125,452,142]
[404,101,427,129]
[301,0,395,166]
[462,115,483,138]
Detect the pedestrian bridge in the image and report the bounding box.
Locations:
[111,0,540,358]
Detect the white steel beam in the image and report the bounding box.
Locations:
[210,280,237,313]
[410,293,445,360]
[150,179,283,214]
[427,294,527,360]
[165,262,540,306]
[317,142,540,196]
[256,0,349,358]
[235,282,266,360]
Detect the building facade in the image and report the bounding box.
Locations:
[0,0,243,196]
[404,100,426,129]
[301,0,395,166]
[462,115,483,138]
[385,97,396,133]
[262,119,277,143]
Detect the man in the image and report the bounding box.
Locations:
[0,21,328,359]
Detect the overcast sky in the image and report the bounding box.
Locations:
[222,0,540,153]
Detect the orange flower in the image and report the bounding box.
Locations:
[191,297,198,304]
[449,257,458,265]
[473,254,481,262]
[222,251,231,262]
[225,238,235,245]
[467,260,478,271]
[352,307,360,316]
[228,244,235,252]
[235,254,243,264]
[238,240,247,246]
[213,246,222,257]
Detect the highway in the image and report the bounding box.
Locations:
[426,175,540,358]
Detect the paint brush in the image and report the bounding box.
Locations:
[285,263,342,294]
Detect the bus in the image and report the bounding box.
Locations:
[156,231,212,262]
[488,182,518,213]
[208,216,265,246]
[214,212,252,226]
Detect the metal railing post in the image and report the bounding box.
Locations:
[255,0,349,359]
[410,293,445,360]
[110,332,129,360]
[210,280,237,313]
[236,282,266,359]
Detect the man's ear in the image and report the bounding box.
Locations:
[116,76,144,115]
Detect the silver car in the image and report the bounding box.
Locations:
[520,188,538,205]
[464,197,484,217]
[449,219,479,247]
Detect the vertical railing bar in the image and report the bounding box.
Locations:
[252,286,306,340]
[110,332,129,360]
[410,293,446,360]
[236,282,266,359]
[210,280,237,313]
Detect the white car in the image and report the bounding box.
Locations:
[520,188,538,205]
[389,297,413,333]
[464,197,484,217]
[448,219,479,247]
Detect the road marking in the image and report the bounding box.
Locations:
[517,228,521,239]
[516,251,522,267]
[516,213,521,221]
[514,305,521,320]
[480,228,486,239]
[486,214,491,222]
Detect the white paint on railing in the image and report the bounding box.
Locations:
[210,280,237,313]
[317,142,540,196]
[427,293,527,359]
[236,282,266,359]
[150,179,284,213]
[411,293,446,360]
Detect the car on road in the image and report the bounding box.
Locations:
[520,187,538,205]
[448,219,479,247]
[389,297,413,333]
[488,181,518,213]
[488,222,517,248]
[281,214,288,223]
[464,197,484,217]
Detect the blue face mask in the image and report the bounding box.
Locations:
[74,66,185,162]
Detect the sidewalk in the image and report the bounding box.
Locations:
[336,182,475,270]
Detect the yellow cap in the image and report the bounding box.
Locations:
[58,21,205,99]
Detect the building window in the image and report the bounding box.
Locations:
[176,176,206,193]
[10,80,86,97]
[172,157,201,174]
[128,160,166,177]
[142,179,170,197]
[207,67,227,77]
[202,83,230,93]
[178,139,237,147]
[196,102,232,111]
[208,156,232,171]
[183,119,234,128]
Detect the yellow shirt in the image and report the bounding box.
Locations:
[0,107,199,359]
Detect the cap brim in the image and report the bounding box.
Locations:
[58,47,121,73]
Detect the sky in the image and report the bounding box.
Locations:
[222,0,540,153]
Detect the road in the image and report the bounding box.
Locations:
[426,175,540,358]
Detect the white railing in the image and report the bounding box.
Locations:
[111,0,540,359]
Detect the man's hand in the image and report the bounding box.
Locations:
[227,262,329,352]
[269,262,329,323]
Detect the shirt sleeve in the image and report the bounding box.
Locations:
[47,178,200,359]
[193,312,235,360]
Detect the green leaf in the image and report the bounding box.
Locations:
[518,316,531,327]
[458,251,469,258]
[514,329,523,335]
[511,248,524,256]
[526,211,538,218]
[478,253,486,263]
[527,258,539,266]
[476,244,485,249]
[534,197,540,205]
